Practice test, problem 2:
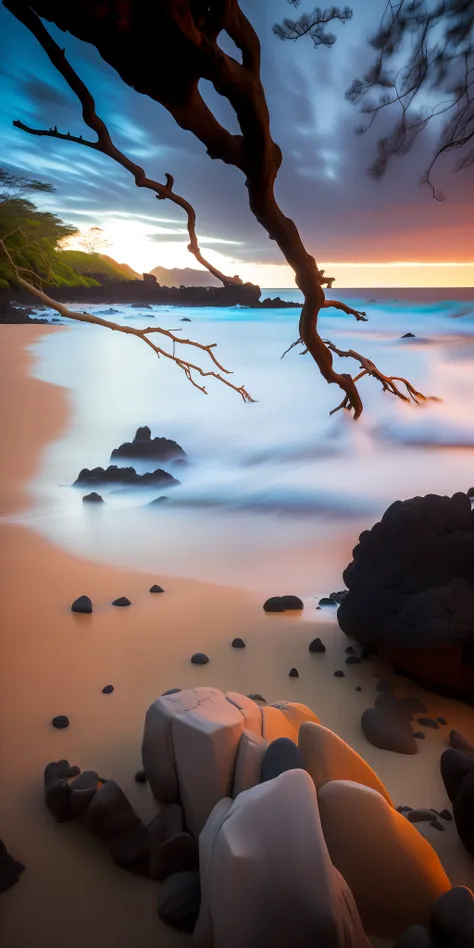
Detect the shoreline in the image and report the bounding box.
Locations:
[1,325,474,948]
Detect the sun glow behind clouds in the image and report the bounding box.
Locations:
[64,213,474,287]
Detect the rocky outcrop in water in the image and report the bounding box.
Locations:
[110,426,186,463]
[338,493,474,704]
[73,465,180,489]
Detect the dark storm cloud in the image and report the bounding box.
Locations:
[0,0,471,266]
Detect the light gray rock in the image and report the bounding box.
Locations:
[194,769,371,948]
[142,688,255,836]
[232,731,268,798]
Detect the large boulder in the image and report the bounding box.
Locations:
[317,780,451,938]
[338,493,474,703]
[298,722,392,804]
[194,769,370,948]
[110,426,186,463]
[142,689,319,837]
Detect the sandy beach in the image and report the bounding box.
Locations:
[1,324,474,948]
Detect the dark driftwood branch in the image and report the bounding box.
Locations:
[9,5,240,288]
[5,0,425,419]
[0,237,253,401]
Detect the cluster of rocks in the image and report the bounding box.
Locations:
[43,686,467,944]
[263,595,304,612]
[338,493,474,704]
[71,586,164,614]
[110,426,186,464]
[74,465,180,489]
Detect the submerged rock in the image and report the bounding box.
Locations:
[231,638,245,648]
[82,492,104,503]
[74,465,180,489]
[150,584,164,593]
[263,596,285,613]
[110,426,186,463]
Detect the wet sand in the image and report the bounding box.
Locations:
[1,325,473,948]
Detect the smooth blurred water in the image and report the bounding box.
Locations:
[14,291,474,592]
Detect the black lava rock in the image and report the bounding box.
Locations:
[355,686,362,691]
[453,772,474,856]
[109,824,150,875]
[247,693,266,703]
[69,771,101,817]
[52,715,69,730]
[319,597,337,606]
[360,644,378,659]
[71,595,92,614]
[430,886,474,944]
[150,584,164,593]
[162,688,181,696]
[345,655,361,665]
[309,638,326,653]
[190,652,209,665]
[334,670,345,678]
[401,332,416,338]
[452,920,474,946]
[417,717,440,729]
[338,492,474,704]
[289,667,299,678]
[0,840,25,894]
[157,871,201,932]
[261,737,305,783]
[232,638,246,648]
[441,748,474,803]
[102,685,114,694]
[44,759,80,822]
[345,646,355,654]
[74,465,180,489]
[437,717,447,725]
[134,770,147,784]
[413,732,426,739]
[263,597,285,613]
[83,780,142,841]
[82,492,104,503]
[112,597,131,607]
[361,707,417,755]
[280,595,304,610]
[110,427,186,464]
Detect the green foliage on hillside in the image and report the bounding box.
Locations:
[60,250,139,282]
[0,168,139,289]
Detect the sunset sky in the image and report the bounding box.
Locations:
[0,0,472,287]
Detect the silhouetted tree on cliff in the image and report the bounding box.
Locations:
[3,1,429,416]
[276,0,474,200]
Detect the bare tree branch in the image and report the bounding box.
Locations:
[9,4,241,287]
[0,236,254,401]
[3,0,426,419]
